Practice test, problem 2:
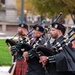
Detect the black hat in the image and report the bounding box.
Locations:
[19,23,28,30]
[51,23,66,35]
[33,24,44,33]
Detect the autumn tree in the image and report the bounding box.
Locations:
[31,0,75,23]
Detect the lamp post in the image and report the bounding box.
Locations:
[20,0,24,24]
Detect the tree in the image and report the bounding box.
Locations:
[31,0,75,24]
[61,0,75,24]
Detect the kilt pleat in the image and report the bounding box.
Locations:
[13,60,28,75]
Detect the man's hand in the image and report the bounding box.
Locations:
[39,56,48,67]
[23,51,29,61]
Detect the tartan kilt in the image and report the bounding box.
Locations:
[13,60,28,75]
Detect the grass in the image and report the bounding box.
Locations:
[0,39,12,66]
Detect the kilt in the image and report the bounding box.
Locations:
[13,60,28,75]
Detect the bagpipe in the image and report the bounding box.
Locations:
[10,42,33,55]
[10,34,46,56]
[5,26,33,47]
[51,26,75,51]
[36,26,75,57]
[10,36,33,55]
[5,32,18,46]
[5,30,33,55]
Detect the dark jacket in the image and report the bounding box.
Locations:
[46,36,75,75]
[26,36,51,75]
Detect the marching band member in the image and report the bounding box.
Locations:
[23,24,51,75]
[8,23,28,75]
[39,22,75,75]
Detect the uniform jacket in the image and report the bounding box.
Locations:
[26,36,51,75]
[46,35,75,75]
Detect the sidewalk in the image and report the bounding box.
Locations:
[0,66,10,75]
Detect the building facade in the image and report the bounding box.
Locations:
[0,0,17,22]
